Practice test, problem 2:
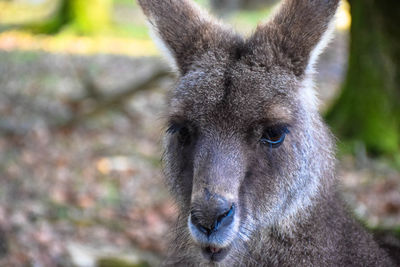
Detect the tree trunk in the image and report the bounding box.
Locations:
[326,0,400,156]
[24,0,71,34]
[27,0,112,34]
[69,0,112,34]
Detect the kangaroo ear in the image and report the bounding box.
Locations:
[248,0,340,76]
[138,0,235,74]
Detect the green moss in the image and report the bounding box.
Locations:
[97,257,150,267]
[70,0,112,34]
[326,0,400,157]
[23,0,71,34]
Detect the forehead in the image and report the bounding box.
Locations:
[169,59,299,127]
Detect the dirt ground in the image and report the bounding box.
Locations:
[0,48,399,266]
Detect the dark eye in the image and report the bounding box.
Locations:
[167,123,191,145]
[260,125,289,148]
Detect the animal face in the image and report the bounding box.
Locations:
[138,0,339,263]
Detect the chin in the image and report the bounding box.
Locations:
[197,244,232,264]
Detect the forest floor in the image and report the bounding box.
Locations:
[0,45,399,266]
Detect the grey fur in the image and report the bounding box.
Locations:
[137,0,396,266]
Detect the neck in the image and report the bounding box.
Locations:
[225,189,393,267]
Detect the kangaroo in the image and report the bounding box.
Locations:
[138,0,397,266]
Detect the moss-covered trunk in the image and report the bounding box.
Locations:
[29,0,112,34]
[69,0,112,34]
[326,0,400,156]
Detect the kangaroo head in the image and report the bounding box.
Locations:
[139,0,339,263]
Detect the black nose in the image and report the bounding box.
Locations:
[191,203,235,236]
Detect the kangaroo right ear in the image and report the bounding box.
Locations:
[248,0,340,77]
[138,0,236,74]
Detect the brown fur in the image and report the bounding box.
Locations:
[137,0,396,266]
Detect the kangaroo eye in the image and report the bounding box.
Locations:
[166,123,182,134]
[177,126,191,145]
[260,126,289,148]
[167,123,191,145]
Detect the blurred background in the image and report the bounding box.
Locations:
[0,0,399,266]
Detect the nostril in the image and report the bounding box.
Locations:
[190,204,235,236]
[213,204,235,231]
[191,211,212,235]
[217,204,235,222]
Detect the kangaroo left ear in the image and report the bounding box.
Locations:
[138,0,238,74]
[248,0,340,76]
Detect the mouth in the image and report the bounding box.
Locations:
[201,245,231,262]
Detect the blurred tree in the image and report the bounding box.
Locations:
[27,0,71,34]
[28,0,112,34]
[69,0,112,34]
[327,0,400,156]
